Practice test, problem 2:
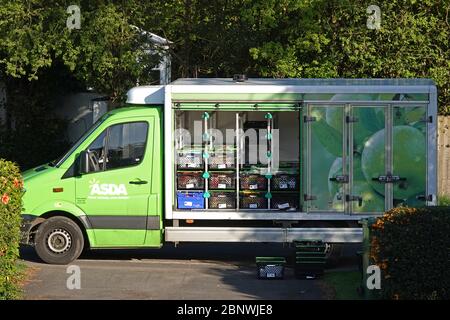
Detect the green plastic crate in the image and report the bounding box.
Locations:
[256,257,286,279]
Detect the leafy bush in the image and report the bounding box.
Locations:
[437,194,450,206]
[0,159,24,299]
[371,207,450,300]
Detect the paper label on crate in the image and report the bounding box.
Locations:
[184,201,193,207]
[218,203,227,209]
[249,184,258,190]
[218,183,227,189]
[186,183,195,189]
[267,273,276,278]
[249,204,258,209]
[278,203,290,209]
[187,163,197,168]
[279,183,288,189]
[218,164,226,169]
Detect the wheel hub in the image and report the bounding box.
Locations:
[46,228,72,254]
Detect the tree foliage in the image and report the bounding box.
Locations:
[1,1,448,108]
[246,0,449,112]
[0,0,449,109]
[0,0,158,101]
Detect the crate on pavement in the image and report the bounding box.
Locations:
[256,257,286,279]
[293,239,327,279]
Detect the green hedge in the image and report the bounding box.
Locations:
[0,159,24,299]
[371,207,450,300]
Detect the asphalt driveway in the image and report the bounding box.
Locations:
[20,243,359,300]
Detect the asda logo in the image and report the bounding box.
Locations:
[89,179,128,196]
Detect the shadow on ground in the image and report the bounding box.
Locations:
[20,243,360,300]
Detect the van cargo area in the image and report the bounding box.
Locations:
[173,110,301,212]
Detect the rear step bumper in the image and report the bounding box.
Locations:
[165,227,363,243]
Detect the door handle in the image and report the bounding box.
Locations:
[346,195,363,207]
[129,179,148,185]
[372,175,406,183]
[329,175,349,183]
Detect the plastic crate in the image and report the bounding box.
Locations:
[293,239,326,279]
[256,257,286,279]
[240,193,268,209]
[177,191,205,209]
[271,174,299,191]
[177,172,204,190]
[209,151,235,170]
[240,174,267,191]
[176,149,203,169]
[209,172,235,190]
[270,193,299,210]
[209,192,236,209]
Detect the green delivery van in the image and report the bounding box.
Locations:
[20,78,438,264]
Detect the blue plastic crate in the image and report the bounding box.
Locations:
[177,191,205,209]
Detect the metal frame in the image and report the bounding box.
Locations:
[427,86,438,205]
[170,210,380,221]
[170,84,433,94]
[165,226,363,243]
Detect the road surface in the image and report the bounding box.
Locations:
[20,243,359,300]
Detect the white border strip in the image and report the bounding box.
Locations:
[171,85,433,94]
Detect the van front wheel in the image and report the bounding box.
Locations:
[35,216,84,265]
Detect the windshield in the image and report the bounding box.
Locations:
[52,114,110,167]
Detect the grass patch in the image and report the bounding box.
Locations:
[437,194,450,206]
[323,270,362,300]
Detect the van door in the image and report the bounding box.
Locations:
[75,120,153,246]
[305,104,346,212]
[391,105,427,207]
[305,104,388,214]
[349,106,387,213]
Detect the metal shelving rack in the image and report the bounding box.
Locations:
[175,109,300,212]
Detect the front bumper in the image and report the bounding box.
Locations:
[20,214,45,245]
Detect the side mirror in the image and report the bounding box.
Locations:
[77,151,90,175]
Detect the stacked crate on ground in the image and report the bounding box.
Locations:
[209,147,236,170]
[294,240,327,279]
[271,173,299,191]
[270,193,299,210]
[177,191,205,209]
[240,192,268,209]
[176,147,203,170]
[209,172,235,190]
[256,257,286,279]
[209,192,236,209]
[177,171,204,190]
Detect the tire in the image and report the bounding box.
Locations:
[35,216,84,265]
[324,242,343,267]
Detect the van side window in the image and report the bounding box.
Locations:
[105,122,148,170]
[84,122,148,173]
[86,130,107,172]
